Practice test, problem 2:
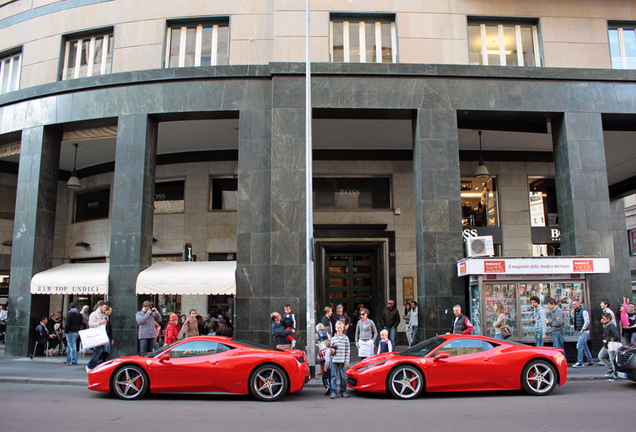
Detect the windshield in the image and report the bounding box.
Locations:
[231,338,283,351]
[397,336,446,357]
[139,341,179,358]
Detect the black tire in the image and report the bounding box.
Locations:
[387,365,424,399]
[521,359,558,396]
[249,364,289,402]
[111,365,149,400]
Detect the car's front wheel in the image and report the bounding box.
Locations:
[250,364,288,402]
[387,365,424,399]
[521,359,557,396]
[111,365,149,400]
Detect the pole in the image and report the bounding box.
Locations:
[305,0,316,375]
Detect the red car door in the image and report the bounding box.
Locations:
[150,340,220,392]
[424,338,493,391]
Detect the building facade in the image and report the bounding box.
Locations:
[1,0,635,357]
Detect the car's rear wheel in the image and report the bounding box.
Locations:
[250,364,288,402]
[387,365,424,399]
[521,359,557,396]
[112,365,148,400]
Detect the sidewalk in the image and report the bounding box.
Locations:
[0,344,610,388]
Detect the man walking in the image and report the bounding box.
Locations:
[408,301,419,346]
[598,299,616,366]
[64,302,83,365]
[450,305,474,334]
[571,300,594,367]
[529,296,546,347]
[380,300,400,349]
[545,298,565,351]
[86,301,108,372]
[136,301,162,354]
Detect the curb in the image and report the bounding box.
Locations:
[0,376,88,386]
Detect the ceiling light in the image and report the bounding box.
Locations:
[475,131,490,179]
[67,143,81,189]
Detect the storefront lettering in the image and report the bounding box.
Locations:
[484,260,505,273]
[573,260,594,272]
[550,229,561,241]
[462,229,479,238]
[339,189,360,195]
[36,286,100,293]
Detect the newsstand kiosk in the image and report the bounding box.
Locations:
[457,257,610,345]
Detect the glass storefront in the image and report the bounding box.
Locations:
[529,177,560,256]
[461,177,498,227]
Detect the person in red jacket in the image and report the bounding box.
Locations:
[450,305,474,334]
[164,313,181,346]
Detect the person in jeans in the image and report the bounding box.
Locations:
[571,300,595,367]
[64,302,83,365]
[598,299,617,366]
[492,302,507,340]
[380,300,400,349]
[545,298,565,350]
[136,301,162,354]
[408,301,419,346]
[529,296,546,347]
[600,312,620,381]
[330,321,350,399]
[86,301,108,372]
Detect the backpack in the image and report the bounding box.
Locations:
[317,328,329,342]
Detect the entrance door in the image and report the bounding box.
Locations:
[327,254,374,337]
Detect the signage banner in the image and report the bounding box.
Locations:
[0,143,20,158]
[531,226,561,244]
[458,257,610,276]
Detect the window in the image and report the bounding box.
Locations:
[168,340,229,358]
[165,21,229,68]
[154,180,185,214]
[468,22,540,66]
[461,177,498,227]
[528,178,557,227]
[609,25,636,69]
[0,51,21,94]
[629,229,636,256]
[75,188,110,222]
[330,16,396,63]
[437,338,487,357]
[61,31,113,80]
[313,177,391,209]
[210,177,237,210]
[397,337,445,357]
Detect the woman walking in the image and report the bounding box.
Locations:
[493,302,507,340]
[355,308,378,360]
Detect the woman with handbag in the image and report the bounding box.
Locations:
[493,302,507,340]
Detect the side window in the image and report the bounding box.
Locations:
[438,339,485,357]
[215,343,232,354]
[169,341,219,358]
[482,340,497,351]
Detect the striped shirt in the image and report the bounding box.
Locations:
[330,334,350,365]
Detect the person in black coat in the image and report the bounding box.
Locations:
[99,305,114,363]
[600,312,621,381]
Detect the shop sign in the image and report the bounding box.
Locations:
[458,257,610,276]
[462,227,503,244]
[33,286,101,294]
[484,260,505,273]
[531,227,560,243]
[0,143,20,158]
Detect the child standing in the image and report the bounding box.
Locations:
[377,329,393,354]
[330,321,350,399]
[319,339,332,395]
[282,304,296,348]
[315,323,330,375]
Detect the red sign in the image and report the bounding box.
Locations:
[573,260,594,272]
[459,262,466,275]
[484,260,505,273]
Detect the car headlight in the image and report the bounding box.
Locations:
[358,359,388,371]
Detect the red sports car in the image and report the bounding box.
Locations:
[87,336,310,401]
[346,334,567,399]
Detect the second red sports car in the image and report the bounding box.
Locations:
[346,334,567,399]
[87,336,310,401]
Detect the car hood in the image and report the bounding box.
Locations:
[351,352,396,369]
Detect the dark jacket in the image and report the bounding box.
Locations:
[331,312,351,329]
[381,307,401,329]
[35,322,49,344]
[451,314,474,334]
[272,320,292,345]
[321,314,333,335]
[64,310,83,334]
[603,322,620,348]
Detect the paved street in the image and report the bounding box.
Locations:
[0,380,633,432]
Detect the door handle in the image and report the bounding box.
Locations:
[209,360,218,365]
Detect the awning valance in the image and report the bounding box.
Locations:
[30,263,109,295]
[136,261,237,295]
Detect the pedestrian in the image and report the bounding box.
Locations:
[86,300,108,372]
[408,301,419,346]
[320,339,332,395]
[450,304,474,334]
[355,308,377,360]
[330,321,350,399]
[282,304,297,348]
[492,302,507,340]
[599,312,620,381]
[271,312,292,349]
[571,300,595,367]
[403,302,412,346]
[380,299,400,349]
[80,305,90,329]
[0,305,6,323]
[598,299,616,366]
[321,306,334,336]
[46,312,62,354]
[331,304,351,333]
[545,298,565,350]
[164,313,180,345]
[135,301,162,354]
[64,302,82,365]
[100,305,113,363]
[377,329,393,354]
[35,315,57,356]
[179,314,186,327]
[196,315,205,335]
[529,296,546,347]
[182,309,199,339]
[315,323,330,375]
[621,296,636,344]
[216,322,233,337]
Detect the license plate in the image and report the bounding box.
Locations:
[617,372,627,379]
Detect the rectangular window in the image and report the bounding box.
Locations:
[609,25,636,69]
[330,16,396,63]
[165,21,229,68]
[154,179,185,214]
[210,177,237,210]
[75,188,110,222]
[628,229,636,256]
[461,178,499,227]
[468,22,540,66]
[528,177,557,227]
[61,31,113,80]
[313,177,391,209]
[0,51,21,94]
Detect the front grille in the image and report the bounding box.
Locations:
[346,377,358,387]
[616,352,634,367]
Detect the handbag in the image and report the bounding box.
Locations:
[500,325,512,339]
[608,341,623,353]
[79,325,109,350]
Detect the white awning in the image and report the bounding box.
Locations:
[30,263,109,295]
[136,261,237,295]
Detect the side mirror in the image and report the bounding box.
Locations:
[433,352,450,362]
[159,353,171,363]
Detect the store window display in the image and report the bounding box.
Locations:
[461,177,498,227]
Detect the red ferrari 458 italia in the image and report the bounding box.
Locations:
[87,336,310,401]
[346,334,567,399]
